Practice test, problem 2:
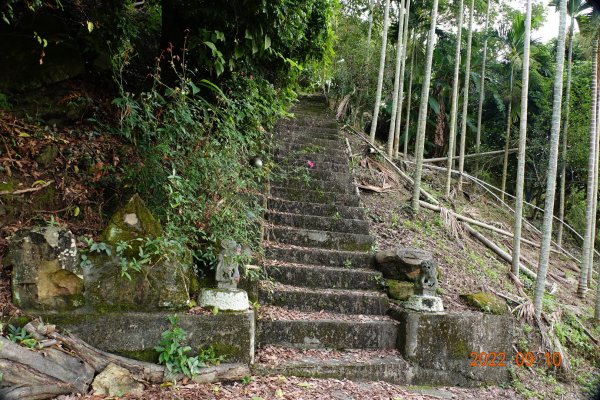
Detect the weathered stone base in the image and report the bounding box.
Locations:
[403,295,444,312]
[39,311,255,364]
[199,288,249,311]
[253,355,412,384]
[390,306,514,386]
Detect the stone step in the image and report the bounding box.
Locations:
[253,347,410,384]
[272,168,353,185]
[270,177,355,194]
[266,226,374,251]
[274,167,354,183]
[277,144,347,158]
[270,187,360,207]
[257,318,398,349]
[274,148,348,163]
[258,283,389,315]
[278,120,338,130]
[265,245,374,268]
[265,261,382,290]
[275,124,339,135]
[274,136,342,148]
[267,211,369,234]
[267,199,365,220]
[273,157,350,173]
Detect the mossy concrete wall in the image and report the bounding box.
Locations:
[390,307,514,386]
[40,310,255,364]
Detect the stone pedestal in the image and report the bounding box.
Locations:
[199,288,249,311]
[403,295,444,313]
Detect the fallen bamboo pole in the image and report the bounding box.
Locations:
[343,125,439,205]
[423,148,518,163]
[418,201,563,255]
[404,159,589,264]
[463,223,556,293]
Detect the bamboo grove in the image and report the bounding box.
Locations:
[332,0,600,320]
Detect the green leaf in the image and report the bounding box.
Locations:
[264,35,271,50]
[73,206,80,217]
[86,21,94,33]
[189,81,200,95]
[204,41,218,54]
[298,382,312,388]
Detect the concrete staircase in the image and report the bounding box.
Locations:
[254,95,410,383]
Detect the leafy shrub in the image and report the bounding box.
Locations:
[155,316,223,378]
[112,51,294,273]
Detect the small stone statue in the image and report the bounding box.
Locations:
[415,259,438,296]
[215,239,241,289]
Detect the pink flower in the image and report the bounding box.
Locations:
[307,160,315,168]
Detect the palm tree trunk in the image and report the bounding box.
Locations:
[533,0,568,319]
[475,0,492,174]
[578,36,599,297]
[411,0,440,212]
[457,0,475,191]
[511,0,533,276]
[587,84,600,287]
[387,0,406,156]
[393,0,411,158]
[501,65,515,203]
[444,0,464,196]
[369,0,391,143]
[557,15,575,247]
[403,31,415,157]
[366,0,375,64]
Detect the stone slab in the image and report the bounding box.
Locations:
[267,211,369,235]
[253,355,411,384]
[199,288,249,311]
[265,246,374,268]
[390,307,514,386]
[267,226,374,251]
[258,319,398,349]
[39,311,255,364]
[266,263,382,290]
[267,199,365,220]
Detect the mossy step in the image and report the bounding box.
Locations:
[265,262,382,290]
[267,199,365,220]
[274,149,348,164]
[265,245,373,268]
[274,157,350,173]
[273,136,342,147]
[270,187,360,207]
[267,226,374,251]
[253,353,410,384]
[267,211,369,234]
[276,129,341,141]
[279,120,338,129]
[272,168,354,185]
[257,319,398,349]
[258,284,389,315]
[276,144,347,158]
[271,177,355,194]
[276,123,338,134]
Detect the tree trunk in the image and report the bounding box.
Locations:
[369,0,391,143]
[457,0,474,191]
[403,30,416,157]
[578,36,599,297]
[501,64,515,202]
[533,0,568,319]
[366,0,375,66]
[511,0,533,276]
[588,82,600,286]
[411,0,440,212]
[393,0,412,157]
[557,15,575,247]
[444,0,464,196]
[475,0,492,174]
[387,0,406,156]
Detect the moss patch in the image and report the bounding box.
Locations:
[386,279,414,301]
[460,292,507,315]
